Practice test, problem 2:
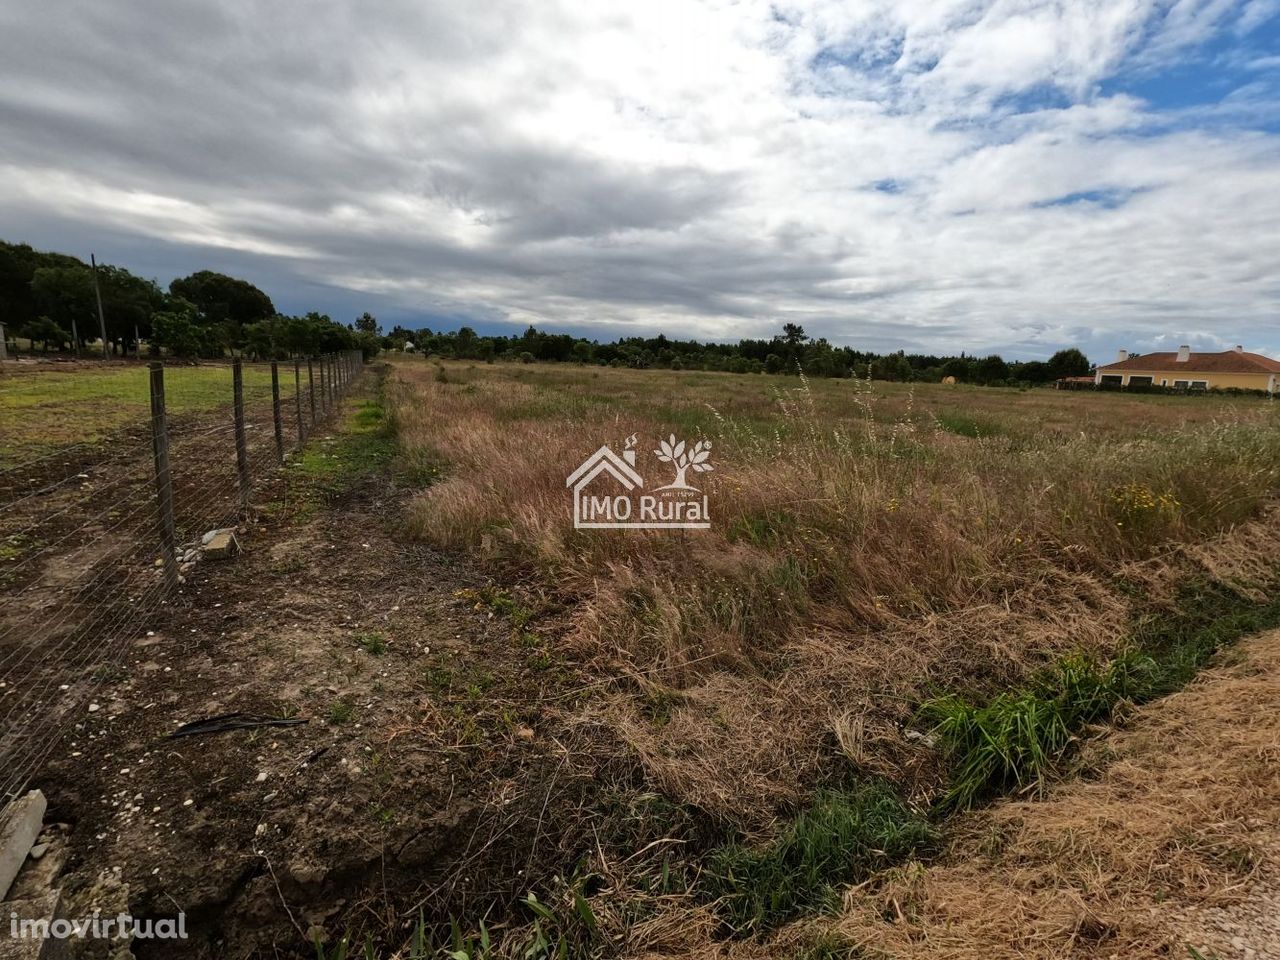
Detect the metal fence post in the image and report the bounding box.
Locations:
[232,359,251,510]
[148,362,179,591]
[270,360,285,464]
[294,359,303,445]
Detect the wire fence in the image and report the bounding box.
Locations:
[0,350,364,805]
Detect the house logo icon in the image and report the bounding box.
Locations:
[566,434,712,530]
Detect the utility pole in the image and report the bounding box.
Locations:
[90,253,109,359]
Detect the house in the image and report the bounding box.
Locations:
[1094,345,1280,394]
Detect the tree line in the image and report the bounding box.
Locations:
[384,320,1091,385]
[0,241,379,359]
[1,239,1092,383]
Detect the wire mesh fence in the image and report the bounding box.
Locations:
[0,350,364,804]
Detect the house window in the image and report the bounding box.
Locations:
[1127,376,1154,387]
[1160,379,1167,386]
[1100,375,1122,386]
[1173,380,1189,390]
[1190,380,1208,391]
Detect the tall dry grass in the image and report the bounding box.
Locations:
[389,358,1280,822]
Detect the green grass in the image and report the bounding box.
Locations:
[933,411,1000,438]
[356,632,387,656]
[328,698,355,725]
[275,391,395,520]
[925,579,1280,811]
[704,782,936,934]
[0,364,279,459]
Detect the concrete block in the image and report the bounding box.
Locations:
[0,891,66,960]
[0,791,46,901]
[202,530,240,560]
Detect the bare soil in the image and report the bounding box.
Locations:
[27,383,623,957]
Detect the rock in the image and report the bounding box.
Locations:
[288,858,327,886]
[0,789,46,900]
[27,844,48,860]
[203,530,241,560]
[201,529,220,545]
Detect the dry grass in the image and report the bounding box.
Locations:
[818,624,1280,959]
[389,358,1280,825]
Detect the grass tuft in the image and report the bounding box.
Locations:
[704,782,936,934]
[926,581,1280,811]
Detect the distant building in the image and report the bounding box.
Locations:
[1094,345,1280,393]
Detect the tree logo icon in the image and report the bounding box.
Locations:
[653,435,713,491]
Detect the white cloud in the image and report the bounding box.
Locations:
[0,0,1277,360]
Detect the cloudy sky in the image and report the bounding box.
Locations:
[1,0,1277,360]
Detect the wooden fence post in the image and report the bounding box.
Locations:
[307,358,316,427]
[271,360,285,464]
[232,359,251,510]
[320,356,329,417]
[149,362,179,591]
[294,359,303,445]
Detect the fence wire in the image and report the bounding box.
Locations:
[0,352,364,804]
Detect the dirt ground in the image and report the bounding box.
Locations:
[27,377,619,957]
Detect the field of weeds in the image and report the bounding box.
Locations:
[390,358,1280,822]
[366,357,1280,957]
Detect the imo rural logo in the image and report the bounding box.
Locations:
[566,433,712,530]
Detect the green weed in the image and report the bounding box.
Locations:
[704,782,936,934]
[926,580,1280,810]
[356,632,387,656]
[328,698,355,725]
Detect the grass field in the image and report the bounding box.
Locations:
[10,357,1280,957]
[393,356,1280,669]
[0,362,280,460]
[376,357,1280,955]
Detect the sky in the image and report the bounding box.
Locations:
[1,0,1277,362]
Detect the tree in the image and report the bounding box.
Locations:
[169,271,275,350]
[22,316,70,353]
[975,354,1010,384]
[782,323,807,346]
[1046,348,1090,380]
[150,300,206,358]
[355,312,380,335]
[30,266,95,341]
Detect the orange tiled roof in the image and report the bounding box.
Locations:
[1097,350,1280,374]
